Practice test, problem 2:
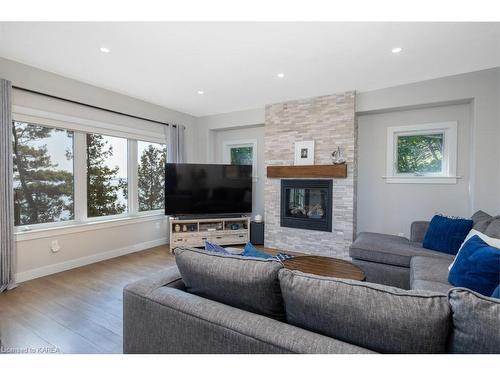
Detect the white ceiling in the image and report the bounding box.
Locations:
[0,22,499,117]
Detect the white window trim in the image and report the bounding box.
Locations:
[15,213,166,242]
[12,106,168,238]
[384,121,460,184]
[222,139,258,182]
[13,106,166,144]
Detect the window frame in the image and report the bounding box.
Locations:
[385,121,459,184]
[12,106,168,238]
[222,139,258,180]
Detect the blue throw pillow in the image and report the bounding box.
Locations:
[423,215,473,255]
[204,241,229,254]
[491,285,500,299]
[448,235,500,296]
[241,242,273,259]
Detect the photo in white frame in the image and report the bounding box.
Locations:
[294,140,315,165]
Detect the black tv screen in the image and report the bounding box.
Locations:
[165,163,252,215]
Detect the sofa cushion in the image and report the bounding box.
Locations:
[279,269,451,353]
[448,235,500,296]
[471,210,494,232]
[484,216,500,239]
[448,288,500,353]
[350,232,451,267]
[410,279,452,294]
[174,246,285,320]
[410,255,453,294]
[423,215,473,255]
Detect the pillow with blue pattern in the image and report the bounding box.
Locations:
[204,240,229,254]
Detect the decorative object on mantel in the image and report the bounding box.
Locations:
[267,164,347,178]
[331,146,346,165]
[294,140,315,165]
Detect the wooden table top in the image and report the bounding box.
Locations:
[282,255,366,281]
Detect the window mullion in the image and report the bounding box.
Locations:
[73,131,87,222]
[128,140,138,216]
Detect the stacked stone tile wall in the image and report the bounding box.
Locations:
[264,91,357,258]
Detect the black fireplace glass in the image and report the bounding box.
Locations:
[280,180,332,232]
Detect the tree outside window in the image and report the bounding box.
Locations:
[396,133,444,174]
[137,141,167,212]
[230,146,253,166]
[86,134,128,217]
[12,121,74,226]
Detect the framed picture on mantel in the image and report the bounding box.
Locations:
[294,140,315,165]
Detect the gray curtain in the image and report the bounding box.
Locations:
[167,124,185,163]
[0,79,15,293]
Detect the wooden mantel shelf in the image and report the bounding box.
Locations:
[267,164,347,178]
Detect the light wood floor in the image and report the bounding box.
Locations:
[0,245,176,354]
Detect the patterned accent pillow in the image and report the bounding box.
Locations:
[204,240,229,254]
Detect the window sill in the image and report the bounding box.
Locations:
[382,176,461,184]
[15,213,167,242]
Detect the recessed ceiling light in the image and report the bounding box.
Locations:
[391,47,403,54]
[197,90,204,95]
[277,73,285,78]
[100,47,110,53]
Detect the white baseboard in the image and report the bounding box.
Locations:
[14,237,168,283]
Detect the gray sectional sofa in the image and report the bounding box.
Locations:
[349,211,500,291]
[123,245,500,354]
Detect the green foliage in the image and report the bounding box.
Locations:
[138,144,166,211]
[86,134,127,217]
[230,146,253,165]
[12,122,74,226]
[397,134,443,174]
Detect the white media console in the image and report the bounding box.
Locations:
[169,216,250,252]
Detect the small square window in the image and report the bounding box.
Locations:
[386,122,458,184]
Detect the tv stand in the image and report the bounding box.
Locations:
[169,215,250,252]
[176,213,244,220]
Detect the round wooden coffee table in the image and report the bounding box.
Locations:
[282,255,366,281]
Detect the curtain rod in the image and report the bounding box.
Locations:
[12,85,176,128]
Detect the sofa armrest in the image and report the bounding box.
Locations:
[410,221,430,243]
[123,265,184,297]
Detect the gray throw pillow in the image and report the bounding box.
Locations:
[484,216,500,239]
[279,269,451,353]
[174,246,285,320]
[448,288,500,353]
[471,210,493,233]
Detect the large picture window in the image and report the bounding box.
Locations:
[137,141,167,212]
[86,134,128,218]
[385,122,458,184]
[12,121,74,226]
[12,109,170,233]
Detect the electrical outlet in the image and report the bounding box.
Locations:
[51,240,60,253]
[155,222,161,230]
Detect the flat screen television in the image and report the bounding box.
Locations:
[165,163,252,216]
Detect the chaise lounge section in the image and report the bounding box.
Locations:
[349,211,499,291]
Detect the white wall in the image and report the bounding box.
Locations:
[212,125,265,218]
[357,102,472,236]
[192,108,265,163]
[0,57,196,281]
[357,67,500,218]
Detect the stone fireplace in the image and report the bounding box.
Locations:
[264,92,357,258]
[281,179,332,232]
